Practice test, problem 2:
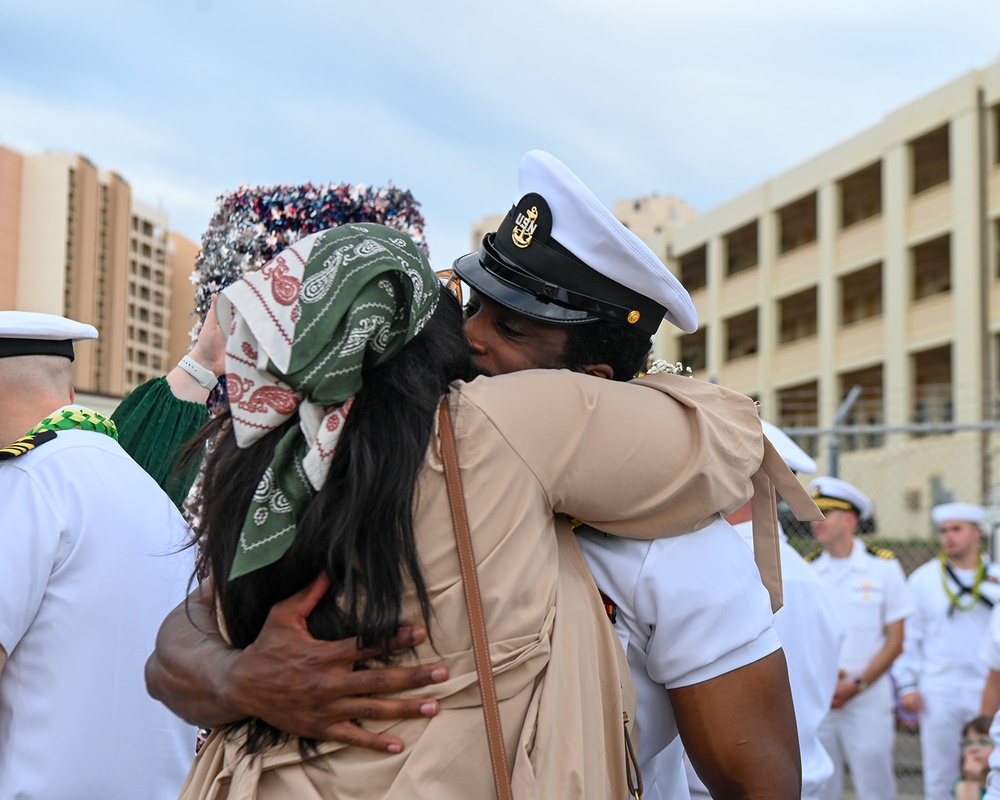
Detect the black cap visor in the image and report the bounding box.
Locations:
[453,249,597,327]
[0,338,76,361]
[453,234,666,336]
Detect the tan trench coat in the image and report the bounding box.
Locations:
[179,370,814,799]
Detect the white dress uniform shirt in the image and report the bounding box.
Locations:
[683,522,845,800]
[811,537,914,800]
[0,423,196,799]
[577,516,781,800]
[893,555,1000,800]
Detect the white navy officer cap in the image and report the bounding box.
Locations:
[0,311,98,362]
[761,420,817,474]
[453,150,698,337]
[931,502,984,527]
[808,476,874,522]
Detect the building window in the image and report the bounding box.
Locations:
[725,309,758,361]
[138,329,148,344]
[131,216,138,231]
[724,221,758,276]
[777,380,819,456]
[910,124,950,195]
[839,364,884,450]
[678,245,707,292]
[777,193,818,254]
[680,328,708,372]
[911,234,951,300]
[840,262,883,325]
[140,286,150,301]
[778,287,818,344]
[912,345,953,426]
[839,161,882,228]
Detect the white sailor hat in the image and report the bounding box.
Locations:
[761,420,817,474]
[931,502,984,527]
[808,476,873,522]
[453,150,698,336]
[0,311,98,362]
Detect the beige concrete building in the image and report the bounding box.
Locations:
[167,231,200,368]
[0,146,199,400]
[650,61,1000,536]
[468,61,1000,535]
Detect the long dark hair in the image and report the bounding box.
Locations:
[189,287,474,752]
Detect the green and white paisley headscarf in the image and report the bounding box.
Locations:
[215,223,439,579]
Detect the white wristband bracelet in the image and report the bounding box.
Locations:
[177,355,218,391]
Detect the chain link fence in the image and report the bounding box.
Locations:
[775,419,1000,796]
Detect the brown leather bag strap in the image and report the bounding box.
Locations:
[438,399,513,800]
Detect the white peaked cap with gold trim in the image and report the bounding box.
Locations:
[453,150,697,336]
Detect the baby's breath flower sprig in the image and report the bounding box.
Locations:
[645,360,693,377]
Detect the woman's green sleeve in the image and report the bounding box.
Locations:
[112,376,210,509]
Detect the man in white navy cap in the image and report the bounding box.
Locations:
[808,476,915,800]
[455,150,818,798]
[0,311,194,798]
[684,422,845,800]
[457,150,812,799]
[141,151,815,798]
[893,501,1000,800]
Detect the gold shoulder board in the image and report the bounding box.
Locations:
[804,549,823,562]
[866,545,896,560]
[0,430,57,461]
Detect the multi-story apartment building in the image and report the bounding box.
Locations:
[0,146,199,407]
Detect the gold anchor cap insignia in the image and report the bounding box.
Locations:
[627,310,640,324]
[512,205,539,249]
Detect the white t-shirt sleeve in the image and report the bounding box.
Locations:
[0,467,66,654]
[883,558,915,626]
[892,570,925,693]
[636,520,780,689]
[981,605,1000,670]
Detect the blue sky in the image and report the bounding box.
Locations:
[3,1,999,271]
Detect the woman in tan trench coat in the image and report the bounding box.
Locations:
[177,223,768,799]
